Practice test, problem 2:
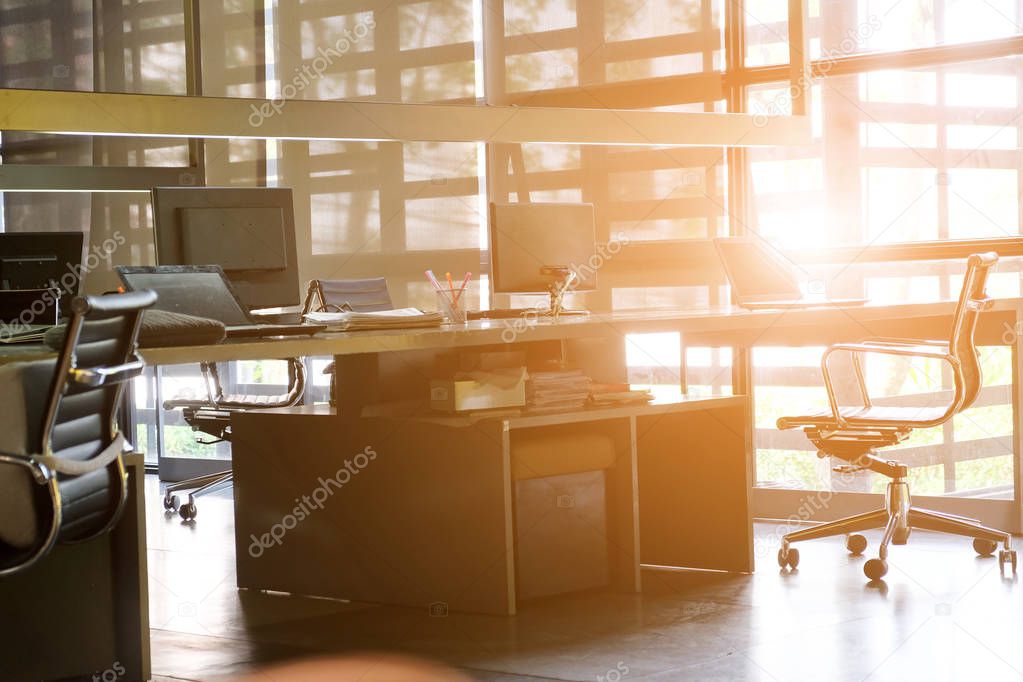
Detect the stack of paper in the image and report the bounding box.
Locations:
[526,369,591,414]
[304,308,443,332]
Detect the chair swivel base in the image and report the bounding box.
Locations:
[777,478,1018,580]
[162,471,233,521]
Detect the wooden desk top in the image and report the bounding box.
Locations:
[2,298,1021,367]
[240,394,745,429]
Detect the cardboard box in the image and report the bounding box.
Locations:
[430,367,526,412]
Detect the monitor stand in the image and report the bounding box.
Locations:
[541,265,589,321]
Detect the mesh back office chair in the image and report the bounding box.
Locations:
[0,290,154,577]
[302,277,393,314]
[302,277,393,405]
[776,253,1018,580]
[161,359,306,520]
[159,278,391,519]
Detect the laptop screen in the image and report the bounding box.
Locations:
[117,267,252,326]
[715,239,802,299]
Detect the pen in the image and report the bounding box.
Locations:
[425,270,443,293]
[453,271,472,305]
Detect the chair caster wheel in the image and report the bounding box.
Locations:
[999,549,1018,573]
[163,493,179,511]
[864,558,888,580]
[179,502,197,521]
[846,534,868,555]
[778,547,799,569]
[973,538,997,557]
[892,527,911,545]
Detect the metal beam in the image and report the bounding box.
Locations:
[0,88,811,148]
[788,0,810,116]
[0,164,197,191]
[182,0,206,184]
[730,34,1023,87]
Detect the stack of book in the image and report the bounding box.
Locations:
[303,308,443,332]
[589,384,655,406]
[526,369,591,414]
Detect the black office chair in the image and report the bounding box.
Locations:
[161,358,306,520]
[302,277,393,405]
[776,253,1017,580]
[0,290,155,577]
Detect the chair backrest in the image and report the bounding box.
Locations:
[948,252,998,414]
[0,290,154,577]
[303,277,393,313]
[42,289,156,543]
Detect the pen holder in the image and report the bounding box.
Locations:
[437,290,467,324]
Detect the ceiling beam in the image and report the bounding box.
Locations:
[0,88,810,148]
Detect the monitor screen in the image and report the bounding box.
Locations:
[151,187,299,311]
[0,231,85,319]
[117,266,252,326]
[490,203,598,294]
[180,207,287,272]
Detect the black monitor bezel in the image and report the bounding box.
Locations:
[0,230,86,319]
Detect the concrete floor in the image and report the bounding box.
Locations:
[147,477,1023,681]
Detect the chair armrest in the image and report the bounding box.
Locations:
[163,397,218,410]
[70,357,146,388]
[822,341,960,427]
[0,451,49,483]
[830,341,952,360]
[861,337,949,348]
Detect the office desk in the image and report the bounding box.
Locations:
[2,299,1020,367]
[231,396,748,615]
[4,299,1019,614]
[220,298,1023,614]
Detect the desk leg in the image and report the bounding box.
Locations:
[0,455,149,681]
[232,412,518,615]
[112,454,151,681]
[1013,307,1023,533]
[606,417,641,592]
[636,403,752,572]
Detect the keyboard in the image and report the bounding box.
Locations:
[466,308,538,320]
[466,308,589,320]
[225,324,325,339]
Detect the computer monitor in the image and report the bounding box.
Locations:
[151,187,300,311]
[0,231,85,319]
[489,202,598,295]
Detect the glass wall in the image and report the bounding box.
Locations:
[742,9,1023,500]
[2,0,1022,493]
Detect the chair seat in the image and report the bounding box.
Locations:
[217,393,296,408]
[778,404,951,429]
[166,392,297,411]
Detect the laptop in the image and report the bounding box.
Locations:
[714,238,868,310]
[116,265,325,338]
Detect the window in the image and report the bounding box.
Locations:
[746,0,1023,67]
[746,53,1023,499]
